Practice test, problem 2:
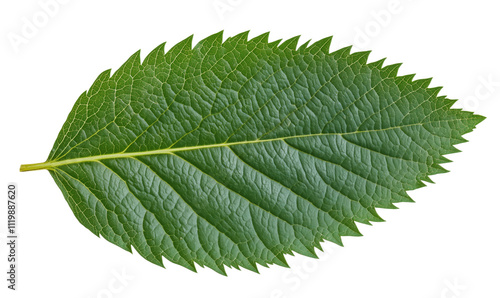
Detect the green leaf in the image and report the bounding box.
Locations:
[20,31,484,275]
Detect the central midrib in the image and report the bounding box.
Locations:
[33,136,287,171]
[19,122,434,172]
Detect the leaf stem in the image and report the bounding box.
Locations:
[19,162,52,172]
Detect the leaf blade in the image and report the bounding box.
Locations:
[21,32,484,273]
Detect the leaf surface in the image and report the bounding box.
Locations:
[21,31,484,274]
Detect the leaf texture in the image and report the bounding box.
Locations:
[21,31,484,274]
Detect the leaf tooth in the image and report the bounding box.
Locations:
[350,50,371,65]
[122,50,142,71]
[290,239,320,258]
[167,34,194,56]
[435,96,457,110]
[232,264,241,271]
[385,203,398,209]
[269,250,293,267]
[250,31,271,44]
[367,207,385,223]
[124,244,133,253]
[331,45,352,58]
[470,114,487,127]
[306,247,319,259]
[360,220,373,226]
[381,62,402,78]
[172,254,197,272]
[275,253,290,268]
[135,248,165,268]
[210,263,228,276]
[238,260,260,273]
[342,218,362,237]
[421,176,435,184]
[412,77,433,89]
[447,113,486,134]
[395,73,416,84]
[429,164,450,175]
[405,179,427,191]
[232,254,260,273]
[87,69,112,96]
[222,30,250,48]
[367,57,386,69]
[415,180,427,189]
[258,260,270,268]
[451,135,469,146]
[257,260,274,268]
[393,192,414,203]
[230,30,250,43]
[97,232,133,254]
[87,226,100,236]
[143,42,167,66]
[427,86,443,97]
[268,38,282,49]
[194,31,223,50]
[100,230,133,253]
[80,213,101,236]
[278,35,301,51]
[442,146,461,155]
[250,265,261,273]
[313,239,324,250]
[298,39,311,52]
[354,217,372,225]
[332,235,344,247]
[321,230,344,247]
[307,36,333,55]
[435,155,453,164]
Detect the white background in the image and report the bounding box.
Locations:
[1,0,499,297]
